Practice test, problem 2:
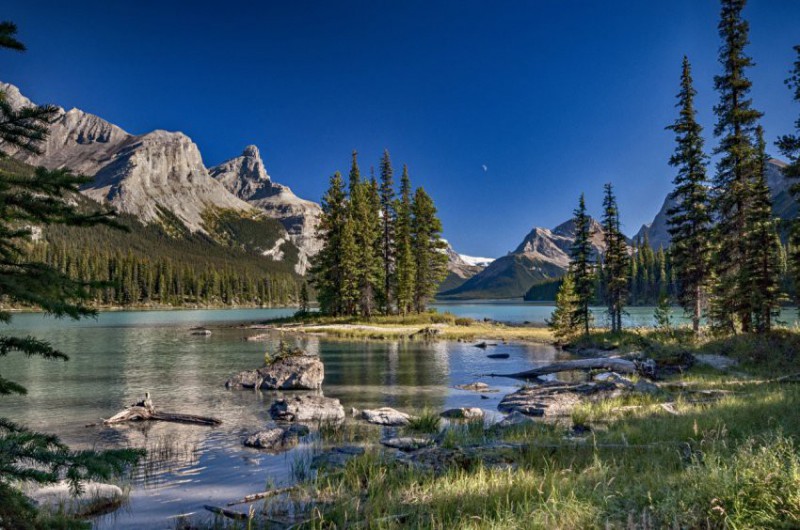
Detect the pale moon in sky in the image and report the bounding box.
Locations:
[482,164,488,172]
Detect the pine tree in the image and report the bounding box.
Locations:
[666,56,713,334]
[348,151,382,317]
[338,213,360,315]
[601,183,629,333]
[549,273,579,342]
[777,45,800,307]
[378,150,395,314]
[744,127,782,333]
[411,187,448,313]
[299,282,310,314]
[710,0,763,333]
[569,193,594,335]
[654,289,674,332]
[310,172,348,315]
[0,22,141,522]
[393,165,415,315]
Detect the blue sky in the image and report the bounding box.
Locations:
[2,1,799,257]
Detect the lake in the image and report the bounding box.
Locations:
[2,306,561,529]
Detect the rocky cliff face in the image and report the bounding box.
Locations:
[0,81,321,274]
[635,159,791,248]
[210,145,321,274]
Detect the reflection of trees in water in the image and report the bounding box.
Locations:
[320,340,449,411]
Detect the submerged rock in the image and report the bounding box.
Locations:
[243,424,310,452]
[359,407,411,426]
[440,407,484,420]
[269,394,345,422]
[226,355,324,390]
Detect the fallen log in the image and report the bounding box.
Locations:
[226,486,298,506]
[103,394,221,426]
[488,357,639,380]
[203,504,249,520]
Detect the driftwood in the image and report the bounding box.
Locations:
[203,504,249,520]
[103,395,222,426]
[488,357,638,380]
[226,486,298,506]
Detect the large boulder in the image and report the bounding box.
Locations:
[226,355,324,390]
[29,481,123,517]
[359,407,412,426]
[440,407,484,420]
[269,394,345,422]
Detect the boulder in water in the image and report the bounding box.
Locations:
[226,355,324,390]
[359,407,411,426]
[269,394,345,422]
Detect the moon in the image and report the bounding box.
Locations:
[481,164,488,172]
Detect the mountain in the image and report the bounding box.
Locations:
[0,81,321,273]
[635,159,791,248]
[439,242,488,292]
[210,145,322,274]
[438,218,606,299]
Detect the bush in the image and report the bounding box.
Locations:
[454,317,473,327]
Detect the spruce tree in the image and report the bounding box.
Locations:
[0,21,141,522]
[569,193,594,335]
[378,150,395,313]
[549,273,579,342]
[299,282,310,314]
[666,56,713,334]
[310,172,348,315]
[777,45,800,306]
[601,183,629,332]
[393,165,415,315]
[744,127,782,332]
[348,152,382,317]
[710,0,763,333]
[411,187,448,313]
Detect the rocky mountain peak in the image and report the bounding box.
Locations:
[242,144,260,158]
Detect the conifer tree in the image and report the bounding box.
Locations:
[338,213,360,315]
[744,127,782,332]
[299,282,310,314]
[348,152,382,316]
[393,165,415,314]
[0,22,140,522]
[601,183,628,332]
[709,0,763,333]
[310,172,348,315]
[777,45,800,305]
[654,289,674,332]
[569,193,594,335]
[666,57,713,334]
[378,150,395,313]
[549,273,579,342]
[411,187,448,313]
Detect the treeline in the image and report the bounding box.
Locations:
[551,0,800,338]
[311,150,448,317]
[27,216,300,308]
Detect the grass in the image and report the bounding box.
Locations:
[404,409,442,434]
[260,311,554,343]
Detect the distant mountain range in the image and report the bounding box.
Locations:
[441,158,793,300]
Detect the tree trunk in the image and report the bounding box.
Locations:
[488,357,639,380]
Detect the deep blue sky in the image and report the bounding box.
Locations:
[2,1,799,257]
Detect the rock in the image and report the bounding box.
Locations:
[243,424,310,452]
[694,354,738,370]
[487,353,510,359]
[226,355,324,390]
[310,446,364,470]
[455,382,496,393]
[191,328,212,336]
[633,379,662,395]
[359,407,412,426]
[593,372,634,389]
[269,394,345,423]
[381,437,434,452]
[29,480,123,517]
[495,411,535,428]
[210,145,322,274]
[440,407,484,420]
[498,381,621,418]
